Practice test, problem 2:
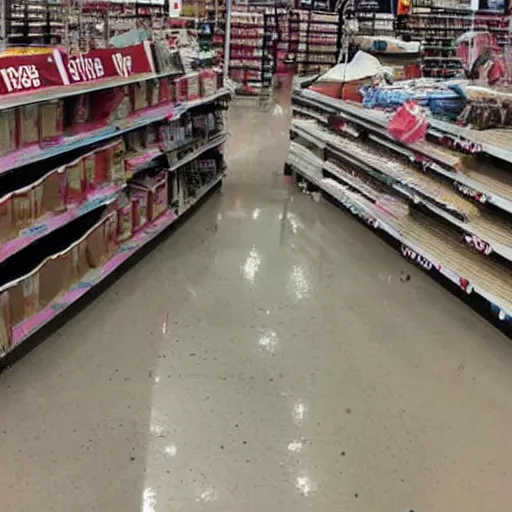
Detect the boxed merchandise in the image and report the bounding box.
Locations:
[40,100,63,142]
[200,69,217,97]
[42,166,67,213]
[104,212,118,258]
[175,76,188,103]
[66,158,86,205]
[131,172,169,222]
[150,173,169,220]
[159,77,172,103]
[187,73,200,101]
[72,94,91,126]
[8,269,40,325]
[94,147,110,185]
[117,193,133,242]
[130,184,150,231]
[130,81,149,112]
[0,109,17,157]
[18,104,40,147]
[0,290,11,352]
[147,79,160,106]
[110,139,127,185]
[90,87,131,124]
[0,193,15,243]
[12,184,33,229]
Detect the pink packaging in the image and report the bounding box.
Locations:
[130,185,150,231]
[200,69,217,97]
[151,173,169,220]
[175,76,188,103]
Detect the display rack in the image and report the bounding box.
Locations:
[228,9,273,94]
[288,86,512,330]
[0,43,232,359]
[6,0,64,46]
[297,10,338,76]
[397,2,511,78]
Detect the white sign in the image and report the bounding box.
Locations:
[169,0,182,17]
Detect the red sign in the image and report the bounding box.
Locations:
[0,50,68,95]
[66,42,155,84]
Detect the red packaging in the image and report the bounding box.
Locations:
[159,77,171,103]
[175,76,188,103]
[130,185,150,231]
[388,100,427,145]
[200,69,217,97]
[66,158,86,205]
[95,148,110,185]
[90,87,130,123]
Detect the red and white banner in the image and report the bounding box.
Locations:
[0,42,156,96]
[0,50,68,95]
[66,42,155,84]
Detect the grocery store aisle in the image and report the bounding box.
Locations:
[1,103,512,512]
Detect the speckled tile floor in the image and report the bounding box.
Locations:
[1,103,512,512]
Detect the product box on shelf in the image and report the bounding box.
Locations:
[0,110,17,157]
[200,69,217,97]
[130,81,149,112]
[187,72,201,101]
[147,79,160,107]
[18,104,40,147]
[129,184,150,232]
[40,100,63,142]
[42,166,67,214]
[116,193,133,242]
[175,76,189,103]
